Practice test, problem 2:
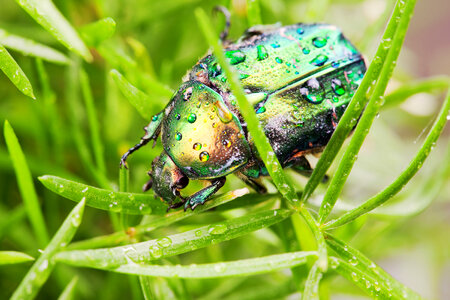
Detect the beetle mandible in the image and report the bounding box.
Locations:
[121,10,366,210]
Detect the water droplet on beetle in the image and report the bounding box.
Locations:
[183,87,193,101]
[193,143,202,151]
[256,45,268,61]
[225,50,246,65]
[300,78,325,104]
[310,54,329,66]
[271,41,280,48]
[296,28,304,35]
[187,113,197,123]
[152,115,158,121]
[256,106,266,114]
[223,140,231,148]
[302,48,310,54]
[331,61,340,68]
[214,101,233,123]
[331,79,345,96]
[175,132,182,141]
[312,37,327,48]
[275,57,283,64]
[175,113,181,120]
[199,151,210,162]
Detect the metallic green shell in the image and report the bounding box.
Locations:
[189,23,366,166]
[161,81,251,179]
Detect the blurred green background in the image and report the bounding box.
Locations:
[0,0,449,299]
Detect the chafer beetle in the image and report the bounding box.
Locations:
[121,13,366,210]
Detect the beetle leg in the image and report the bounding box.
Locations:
[120,111,164,168]
[213,6,231,42]
[291,156,328,183]
[184,177,226,211]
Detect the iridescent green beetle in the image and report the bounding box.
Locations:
[121,17,366,210]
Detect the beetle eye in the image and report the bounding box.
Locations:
[175,176,189,189]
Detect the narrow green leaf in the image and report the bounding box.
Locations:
[329,256,395,299]
[4,120,48,246]
[324,88,450,229]
[110,69,162,119]
[301,0,407,203]
[0,44,35,99]
[0,251,34,265]
[80,68,106,174]
[325,234,421,299]
[79,18,116,47]
[39,175,167,215]
[302,262,322,300]
[383,76,450,109]
[247,0,262,26]
[108,251,316,278]
[14,0,92,62]
[67,188,250,250]
[318,0,417,223]
[55,209,293,268]
[194,8,328,272]
[57,276,78,300]
[0,28,70,64]
[11,199,86,300]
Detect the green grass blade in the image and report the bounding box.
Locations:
[0,251,34,265]
[11,199,86,300]
[55,209,293,268]
[302,262,322,300]
[325,234,420,299]
[4,120,49,246]
[80,68,106,174]
[110,69,163,118]
[80,18,116,47]
[247,0,262,26]
[67,188,250,250]
[329,256,398,299]
[57,276,78,300]
[383,76,450,109]
[195,8,328,271]
[13,0,92,62]
[38,175,167,215]
[0,44,35,99]
[300,0,407,203]
[324,88,450,229]
[318,0,417,223]
[105,251,316,278]
[194,8,297,205]
[0,28,70,64]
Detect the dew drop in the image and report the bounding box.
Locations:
[225,50,246,65]
[199,151,210,162]
[296,28,304,35]
[302,48,310,54]
[275,57,283,64]
[208,224,228,235]
[149,245,162,259]
[256,45,268,61]
[310,54,329,66]
[256,106,266,114]
[331,61,340,68]
[312,37,327,48]
[175,132,182,141]
[214,262,226,273]
[152,115,158,121]
[214,100,233,123]
[300,78,325,104]
[175,113,181,120]
[351,272,359,282]
[271,41,280,48]
[187,113,197,123]
[195,230,203,237]
[156,237,172,248]
[193,143,202,151]
[331,79,345,96]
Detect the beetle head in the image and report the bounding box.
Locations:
[149,152,189,203]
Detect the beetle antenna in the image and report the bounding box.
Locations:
[213,5,231,42]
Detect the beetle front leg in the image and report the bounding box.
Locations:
[235,172,267,194]
[120,111,164,168]
[184,177,226,211]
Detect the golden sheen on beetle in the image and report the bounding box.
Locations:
[121,19,366,210]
